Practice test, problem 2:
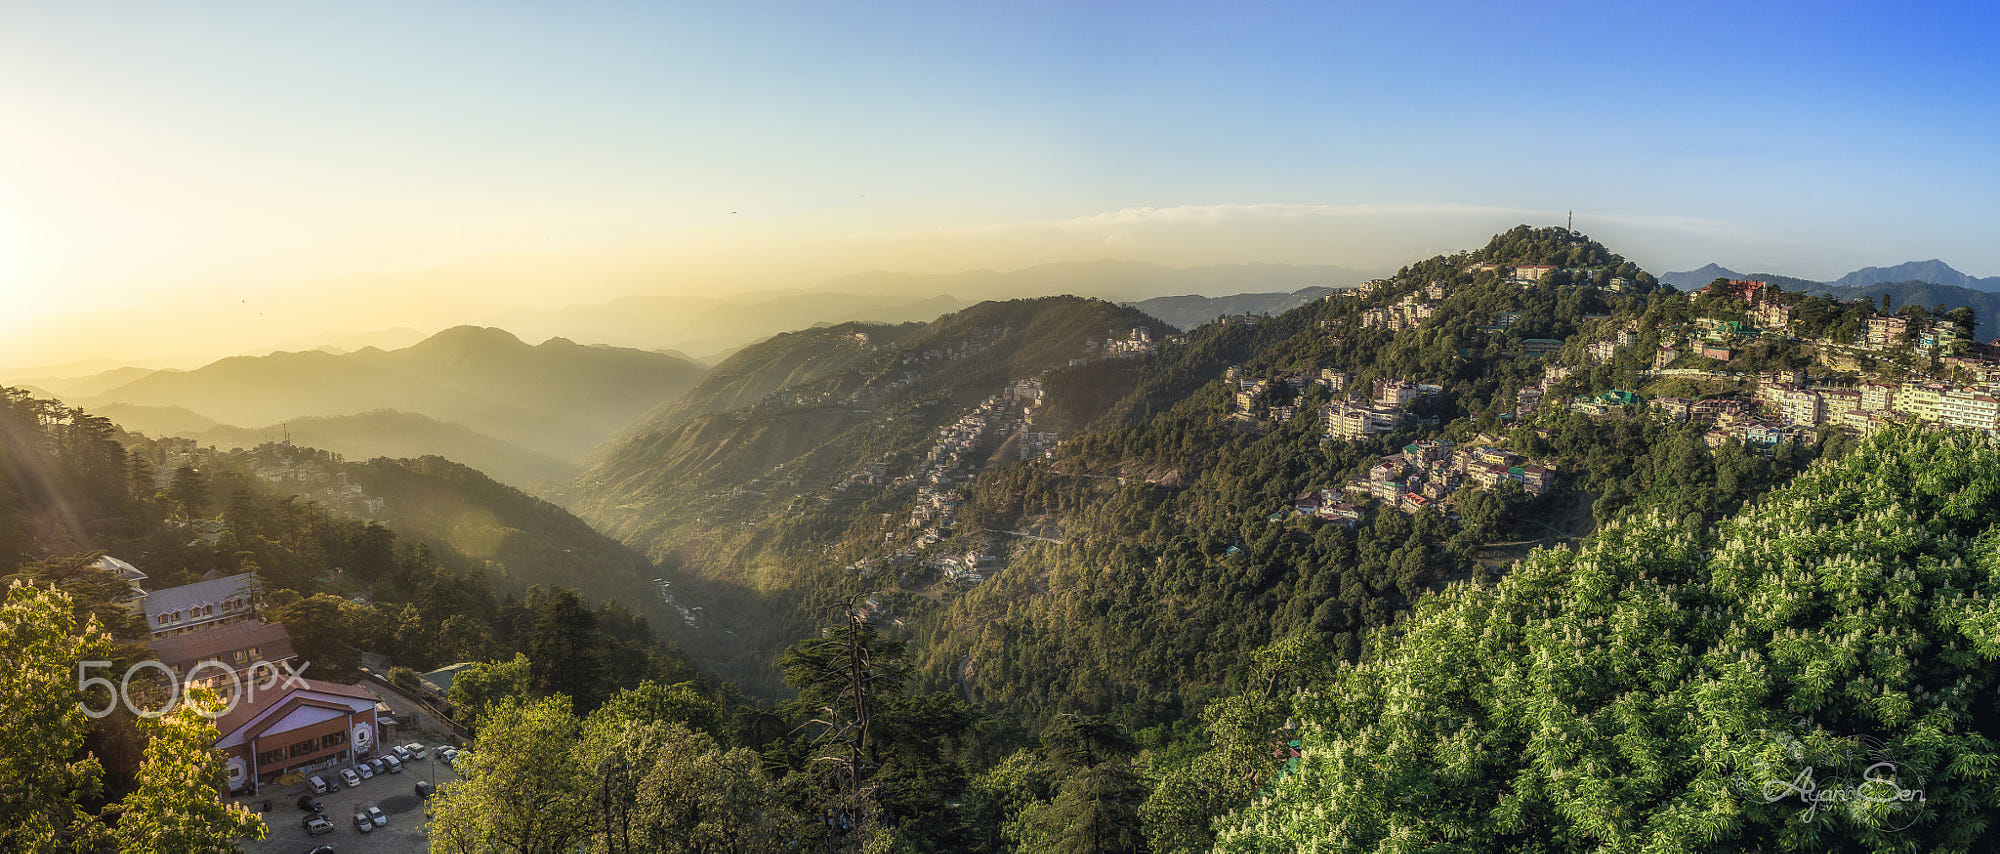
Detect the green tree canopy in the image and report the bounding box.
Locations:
[108,690,266,853]
[1218,426,2000,852]
[0,582,115,851]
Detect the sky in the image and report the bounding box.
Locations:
[4,1,1999,373]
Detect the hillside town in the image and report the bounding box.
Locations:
[1558,278,2000,441]
[1214,265,2000,529]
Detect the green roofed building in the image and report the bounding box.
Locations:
[1596,390,1642,407]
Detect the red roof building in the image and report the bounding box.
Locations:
[1702,278,1768,305]
[211,678,382,793]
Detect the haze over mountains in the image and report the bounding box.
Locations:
[97,406,580,487]
[35,327,706,490]
[4,260,1381,493]
[487,260,1377,358]
[19,224,2000,850]
[1125,286,1344,331]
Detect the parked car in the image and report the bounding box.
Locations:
[309,846,335,854]
[307,775,333,795]
[382,755,403,774]
[415,780,435,799]
[355,762,375,780]
[365,805,388,828]
[392,745,413,762]
[368,757,388,776]
[405,742,428,760]
[301,814,334,836]
[339,768,362,788]
[353,811,374,833]
[296,795,323,813]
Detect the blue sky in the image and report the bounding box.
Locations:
[3,1,1999,367]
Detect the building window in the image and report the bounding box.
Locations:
[157,613,169,625]
[320,731,347,751]
[257,748,285,767]
[288,739,318,759]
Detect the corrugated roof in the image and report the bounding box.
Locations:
[142,573,259,619]
[146,621,296,671]
[212,678,379,747]
[420,662,478,694]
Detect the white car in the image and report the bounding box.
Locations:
[366,805,388,828]
[340,768,362,788]
[356,762,375,780]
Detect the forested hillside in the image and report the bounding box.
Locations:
[82,325,707,463]
[567,228,1836,721]
[1217,425,2000,852]
[186,409,577,487]
[601,320,929,453]
[0,385,724,849]
[13,225,1985,853]
[505,226,1995,852]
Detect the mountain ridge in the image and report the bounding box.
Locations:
[83,325,707,462]
[1124,286,1344,331]
[1663,258,2000,292]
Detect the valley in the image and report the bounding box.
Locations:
[11,228,2000,851]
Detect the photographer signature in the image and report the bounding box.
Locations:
[1760,761,1925,824]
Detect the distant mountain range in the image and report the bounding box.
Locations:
[493,261,1379,360]
[1124,286,1344,331]
[497,292,966,364]
[68,326,707,467]
[1661,259,2000,292]
[1661,259,2000,340]
[813,259,1376,302]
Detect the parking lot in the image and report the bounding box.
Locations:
[236,745,460,853]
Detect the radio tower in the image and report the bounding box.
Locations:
[1567,210,1574,233]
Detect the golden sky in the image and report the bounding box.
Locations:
[6,2,1996,374]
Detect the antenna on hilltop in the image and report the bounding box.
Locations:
[1567,210,1574,233]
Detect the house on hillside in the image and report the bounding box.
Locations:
[142,573,262,638]
[145,620,297,697]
